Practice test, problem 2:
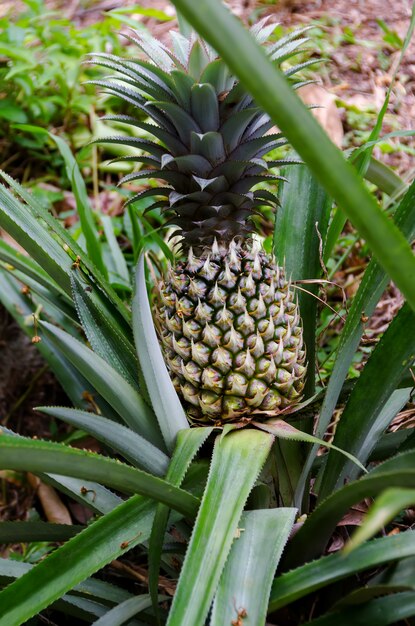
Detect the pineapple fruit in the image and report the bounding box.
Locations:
[90,22,308,423]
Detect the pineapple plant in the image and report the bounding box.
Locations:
[0,4,415,625]
[90,25,309,423]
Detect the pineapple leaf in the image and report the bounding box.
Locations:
[149,427,213,620]
[187,39,211,79]
[299,179,415,503]
[41,321,164,449]
[125,187,172,208]
[253,419,367,473]
[132,255,189,452]
[101,115,187,155]
[211,508,296,626]
[1,423,122,516]
[38,406,169,476]
[190,131,225,163]
[306,591,415,625]
[0,181,72,292]
[91,594,163,626]
[250,16,279,44]
[269,531,415,612]
[190,83,220,132]
[90,135,167,159]
[0,238,68,298]
[220,108,262,152]
[0,495,158,625]
[0,522,80,543]
[344,488,415,554]
[199,58,234,94]
[284,449,415,567]
[318,303,415,500]
[71,272,138,387]
[0,435,198,514]
[276,163,331,400]
[166,429,273,626]
[152,101,202,143]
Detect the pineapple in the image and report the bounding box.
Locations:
[90,22,309,423]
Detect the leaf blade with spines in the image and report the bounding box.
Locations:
[318,303,415,500]
[295,177,415,507]
[0,170,130,323]
[41,321,163,449]
[306,591,415,626]
[132,255,189,452]
[284,449,415,567]
[211,508,296,626]
[91,594,164,626]
[166,429,273,626]
[149,427,214,620]
[0,435,199,516]
[70,272,139,390]
[0,496,157,625]
[37,406,169,476]
[47,132,107,279]
[269,530,415,612]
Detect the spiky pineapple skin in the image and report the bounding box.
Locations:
[158,241,306,424]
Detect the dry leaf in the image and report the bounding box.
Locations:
[28,473,72,525]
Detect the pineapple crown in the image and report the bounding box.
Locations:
[88,20,316,252]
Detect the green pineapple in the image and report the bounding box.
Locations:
[90,22,310,423]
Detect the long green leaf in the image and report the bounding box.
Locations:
[169,0,415,312]
[101,214,130,284]
[0,273,97,411]
[45,474,122,514]
[166,429,273,626]
[0,496,157,625]
[284,450,415,567]
[0,182,72,292]
[211,508,296,626]
[0,435,199,517]
[0,522,81,543]
[132,255,188,452]
[344,488,415,553]
[254,418,366,473]
[0,423,122,515]
[41,321,163,449]
[47,131,107,278]
[307,591,415,625]
[0,170,130,323]
[0,239,69,299]
[275,163,331,397]
[295,179,415,507]
[149,427,213,620]
[38,406,169,476]
[92,594,158,626]
[71,272,139,388]
[366,157,407,197]
[269,530,415,612]
[318,303,415,500]
[0,559,142,622]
